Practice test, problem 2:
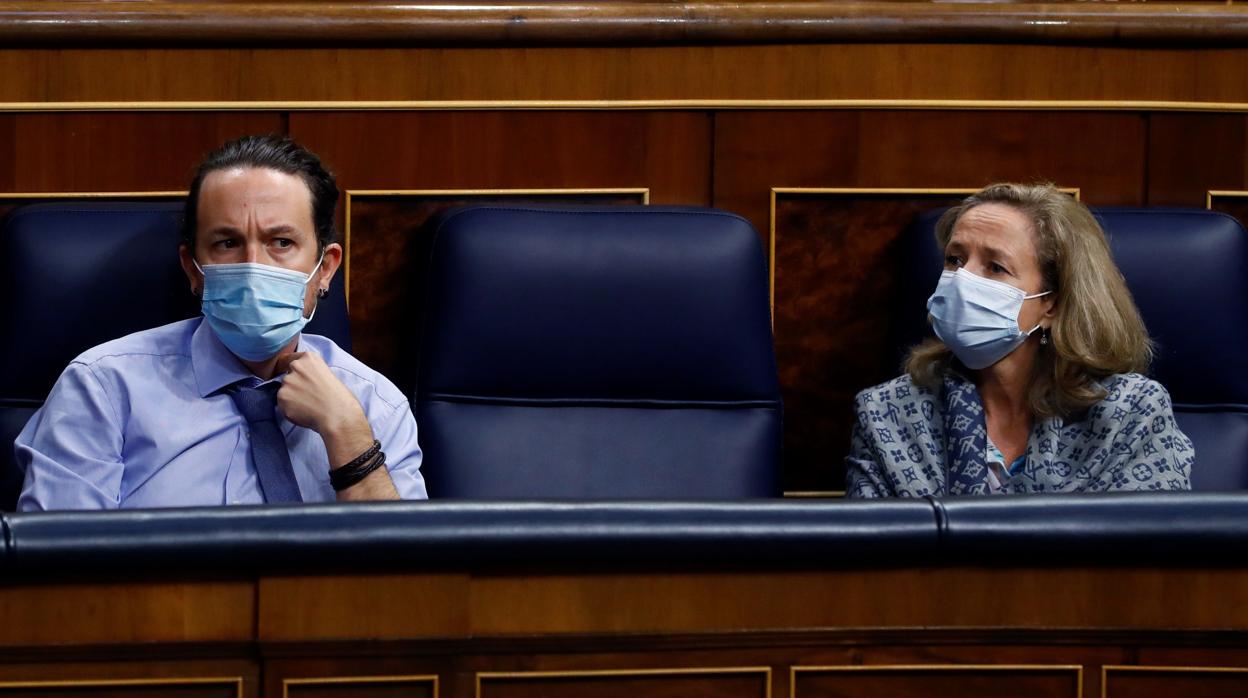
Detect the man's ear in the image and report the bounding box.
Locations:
[178,244,202,296]
[317,242,343,293]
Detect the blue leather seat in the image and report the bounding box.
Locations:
[0,201,352,511]
[894,206,1248,490]
[416,205,783,498]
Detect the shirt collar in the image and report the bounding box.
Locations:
[191,319,307,397]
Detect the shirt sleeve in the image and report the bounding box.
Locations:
[845,394,893,498]
[374,399,428,500]
[15,362,126,511]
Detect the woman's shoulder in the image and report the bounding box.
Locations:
[1095,372,1173,408]
[853,374,937,411]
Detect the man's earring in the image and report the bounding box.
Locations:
[317,288,329,299]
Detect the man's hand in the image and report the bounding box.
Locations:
[274,352,367,444]
[274,351,373,467]
[273,352,399,500]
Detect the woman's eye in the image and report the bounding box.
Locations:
[990,262,1009,275]
[944,255,963,267]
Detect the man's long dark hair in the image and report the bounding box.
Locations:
[182,134,339,252]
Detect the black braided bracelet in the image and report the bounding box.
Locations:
[336,439,380,471]
[330,450,386,491]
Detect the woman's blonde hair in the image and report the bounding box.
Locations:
[905,183,1153,420]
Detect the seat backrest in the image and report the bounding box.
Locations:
[0,201,352,510]
[893,206,1248,490]
[416,205,783,498]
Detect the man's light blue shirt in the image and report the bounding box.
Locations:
[15,317,427,510]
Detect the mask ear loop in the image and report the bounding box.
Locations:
[304,251,327,321]
[191,259,205,298]
[1022,289,1053,339]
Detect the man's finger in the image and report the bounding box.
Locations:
[273,352,305,376]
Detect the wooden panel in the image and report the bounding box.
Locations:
[344,189,646,387]
[257,573,471,642]
[792,665,1079,698]
[0,679,240,698]
[771,190,970,491]
[454,567,1248,636]
[716,110,1144,236]
[5,46,1248,105]
[290,112,708,203]
[0,580,253,646]
[0,113,283,193]
[1147,114,1248,205]
[1104,666,1248,698]
[284,675,437,698]
[715,110,1144,489]
[477,668,768,698]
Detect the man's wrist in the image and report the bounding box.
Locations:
[321,411,375,470]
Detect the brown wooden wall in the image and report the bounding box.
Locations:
[3,566,1248,698]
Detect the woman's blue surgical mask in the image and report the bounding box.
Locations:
[926,268,1051,370]
[195,256,323,362]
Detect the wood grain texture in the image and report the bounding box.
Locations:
[0,580,253,646]
[0,684,237,698]
[478,670,768,698]
[771,192,969,490]
[1103,667,1248,698]
[792,666,1080,698]
[1147,114,1248,205]
[460,567,1248,636]
[1,2,1248,47]
[5,46,1248,104]
[290,112,709,202]
[257,573,472,642]
[283,676,436,698]
[0,112,283,192]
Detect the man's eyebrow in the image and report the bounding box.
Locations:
[204,226,242,238]
[262,224,301,236]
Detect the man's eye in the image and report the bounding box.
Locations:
[214,239,237,249]
[273,238,294,248]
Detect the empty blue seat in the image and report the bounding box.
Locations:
[416,205,783,498]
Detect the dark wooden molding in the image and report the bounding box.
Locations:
[1,1,1248,47]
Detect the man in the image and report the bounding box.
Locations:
[15,135,426,509]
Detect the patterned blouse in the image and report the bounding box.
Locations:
[845,371,1193,497]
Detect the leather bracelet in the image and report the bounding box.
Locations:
[336,439,381,472]
[330,450,386,491]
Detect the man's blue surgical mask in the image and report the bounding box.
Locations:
[926,268,1051,370]
[195,256,323,362]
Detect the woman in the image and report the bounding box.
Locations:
[846,183,1193,497]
